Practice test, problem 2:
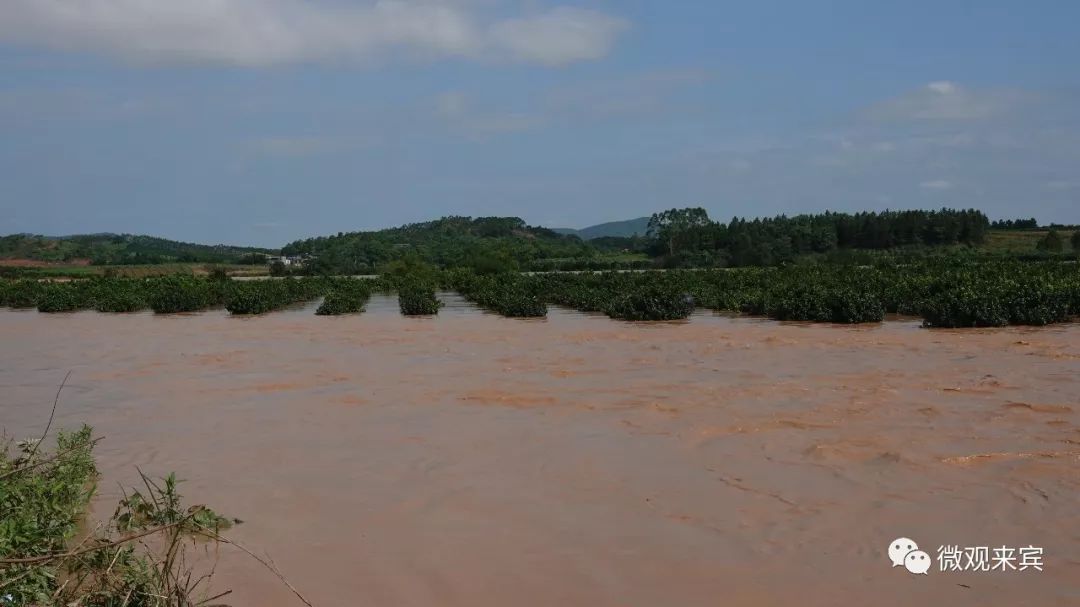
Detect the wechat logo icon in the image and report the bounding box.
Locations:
[889,537,931,575]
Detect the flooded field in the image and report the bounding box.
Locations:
[1,294,1078,606]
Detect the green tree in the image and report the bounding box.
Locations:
[1036,230,1064,253]
[647,207,712,257]
[1071,231,1080,251]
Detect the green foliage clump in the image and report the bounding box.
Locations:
[93,279,148,313]
[379,254,441,288]
[530,272,612,312]
[450,272,547,318]
[1004,287,1071,326]
[920,286,1011,328]
[316,280,371,315]
[1,425,98,602]
[492,286,547,318]
[919,269,1074,328]
[398,283,441,315]
[36,282,93,313]
[1036,230,1064,253]
[828,288,887,323]
[148,275,222,313]
[1072,230,1080,252]
[605,284,694,321]
[3,279,44,309]
[268,260,288,277]
[1,425,238,606]
[465,249,520,276]
[765,284,884,324]
[225,277,326,315]
[205,265,230,282]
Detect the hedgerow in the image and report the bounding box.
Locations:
[3,280,44,309]
[398,282,441,315]
[316,280,371,315]
[2,259,1079,329]
[225,277,326,315]
[36,282,93,313]
[605,284,694,321]
[450,273,546,318]
[148,275,223,313]
[93,279,149,313]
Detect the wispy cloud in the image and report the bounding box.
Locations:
[487,7,628,67]
[0,1,628,68]
[864,81,1028,122]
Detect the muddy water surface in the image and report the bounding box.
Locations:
[2,294,1078,606]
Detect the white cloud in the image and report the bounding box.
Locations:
[865,81,1024,121]
[0,1,627,67]
[926,81,958,95]
[488,8,628,67]
[920,179,953,190]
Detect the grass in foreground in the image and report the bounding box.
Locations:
[0,425,240,606]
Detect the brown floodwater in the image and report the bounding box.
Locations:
[1,294,1078,606]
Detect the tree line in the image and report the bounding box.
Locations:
[642,208,992,267]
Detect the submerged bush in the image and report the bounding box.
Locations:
[3,279,44,309]
[828,288,886,323]
[451,273,547,318]
[921,287,1011,328]
[494,287,547,318]
[148,275,221,313]
[225,278,325,315]
[605,286,694,321]
[398,283,441,315]
[93,279,148,313]
[36,282,91,313]
[316,281,371,315]
[765,285,832,322]
[765,284,884,324]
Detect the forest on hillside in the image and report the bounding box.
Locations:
[280,208,1015,274]
[0,234,271,265]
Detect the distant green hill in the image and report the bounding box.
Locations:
[282,216,595,275]
[0,233,272,265]
[554,217,651,240]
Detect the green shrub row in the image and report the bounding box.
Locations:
[224,278,327,315]
[149,275,226,313]
[450,273,547,318]
[316,280,372,315]
[398,283,442,315]
[3,260,1079,328]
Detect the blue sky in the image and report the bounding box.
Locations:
[2,1,1079,247]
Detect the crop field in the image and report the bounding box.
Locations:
[2,260,1079,328]
[983,229,1079,254]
